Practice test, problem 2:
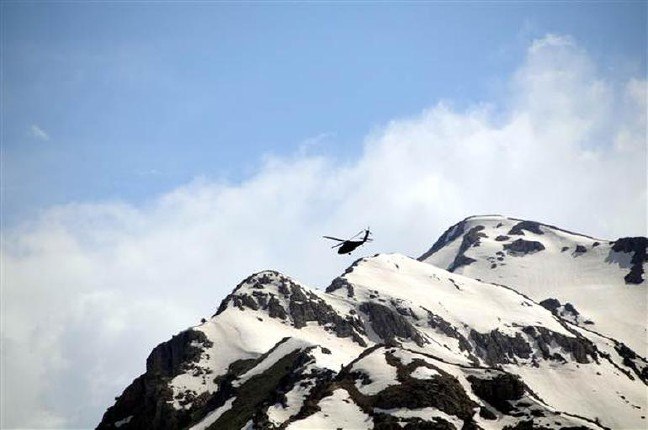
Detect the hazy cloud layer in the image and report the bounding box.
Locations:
[28,124,50,141]
[2,35,646,428]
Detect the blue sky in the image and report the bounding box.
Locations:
[2,3,647,429]
[3,2,645,225]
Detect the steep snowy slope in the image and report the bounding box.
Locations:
[98,251,647,430]
[419,215,647,355]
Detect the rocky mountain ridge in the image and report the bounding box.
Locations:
[98,216,647,430]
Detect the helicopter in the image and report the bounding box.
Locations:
[323,228,373,255]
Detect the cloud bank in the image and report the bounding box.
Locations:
[2,35,646,428]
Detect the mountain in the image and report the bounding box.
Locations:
[97,217,647,430]
[419,215,647,356]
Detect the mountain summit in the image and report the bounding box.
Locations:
[98,216,647,430]
[419,215,647,355]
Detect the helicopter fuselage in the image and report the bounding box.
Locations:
[337,240,363,254]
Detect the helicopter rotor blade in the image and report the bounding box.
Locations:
[331,243,344,249]
[323,236,345,242]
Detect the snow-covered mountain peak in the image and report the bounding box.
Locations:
[419,215,647,355]
[419,215,606,267]
[98,217,647,430]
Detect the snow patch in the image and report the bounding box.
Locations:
[188,398,234,430]
[287,388,372,429]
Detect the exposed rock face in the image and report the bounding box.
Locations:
[470,326,598,366]
[147,330,213,378]
[508,221,544,236]
[418,220,468,261]
[98,330,215,430]
[425,309,472,353]
[539,298,582,325]
[521,326,597,364]
[538,298,561,313]
[615,343,648,383]
[292,346,482,429]
[448,225,487,272]
[470,329,532,366]
[207,345,318,429]
[218,271,367,346]
[360,302,426,347]
[467,374,525,413]
[612,237,648,284]
[503,239,545,255]
[371,369,476,421]
[325,276,355,297]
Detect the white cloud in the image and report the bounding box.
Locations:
[1,35,646,428]
[29,124,50,141]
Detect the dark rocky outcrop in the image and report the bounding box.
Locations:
[539,298,580,322]
[372,374,476,421]
[612,237,648,284]
[521,326,597,364]
[289,347,481,429]
[267,296,288,320]
[425,309,472,353]
[508,221,544,236]
[449,254,477,272]
[615,343,648,383]
[418,220,486,270]
[471,326,597,366]
[360,302,427,347]
[418,220,468,261]
[538,298,561,314]
[470,330,532,366]
[97,330,214,430]
[379,352,478,423]
[146,330,213,378]
[447,225,487,272]
[216,272,367,346]
[325,276,355,297]
[287,284,367,346]
[209,346,318,429]
[504,239,545,255]
[467,374,525,413]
